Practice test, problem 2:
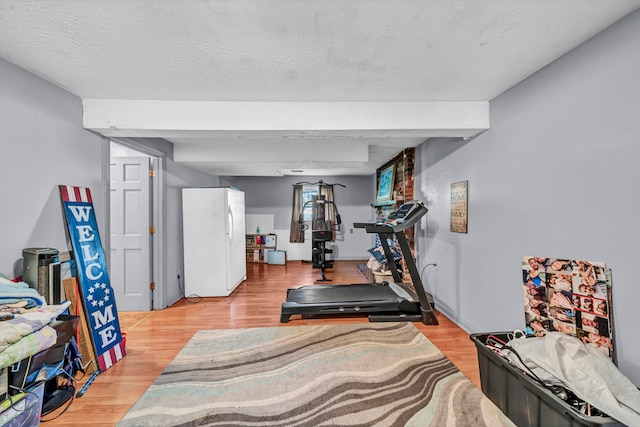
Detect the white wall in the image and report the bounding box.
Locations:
[414,10,640,386]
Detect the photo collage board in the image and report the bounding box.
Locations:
[522,256,614,359]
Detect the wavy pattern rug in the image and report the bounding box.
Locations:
[118,322,514,427]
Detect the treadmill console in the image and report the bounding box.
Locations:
[381,201,425,226]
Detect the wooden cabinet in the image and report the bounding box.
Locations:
[246,234,277,262]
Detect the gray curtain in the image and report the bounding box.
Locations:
[289,184,304,243]
[320,184,337,241]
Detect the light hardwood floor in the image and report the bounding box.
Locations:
[44,260,480,426]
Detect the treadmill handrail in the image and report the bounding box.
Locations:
[353,203,438,325]
[370,205,428,232]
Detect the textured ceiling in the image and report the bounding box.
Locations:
[1,0,639,176]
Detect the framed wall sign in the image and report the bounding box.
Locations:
[376,164,395,202]
[450,181,468,233]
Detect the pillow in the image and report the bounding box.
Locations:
[367,235,402,263]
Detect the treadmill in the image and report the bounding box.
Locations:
[280,201,438,325]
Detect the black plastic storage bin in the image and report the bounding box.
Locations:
[8,314,80,392]
[470,332,624,427]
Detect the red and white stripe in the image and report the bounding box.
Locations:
[98,341,126,372]
[60,185,93,203]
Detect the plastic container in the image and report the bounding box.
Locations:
[9,315,80,391]
[267,250,286,265]
[0,381,44,426]
[470,332,624,427]
[372,270,393,283]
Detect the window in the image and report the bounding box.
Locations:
[302,188,318,221]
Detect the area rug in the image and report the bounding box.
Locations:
[117,322,514,427]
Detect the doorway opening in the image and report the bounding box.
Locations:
[109,139,163,311]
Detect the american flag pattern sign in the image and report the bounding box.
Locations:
[59,185,125,371]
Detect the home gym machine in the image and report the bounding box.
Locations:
[281,200,438,325]
[297,180,344,282]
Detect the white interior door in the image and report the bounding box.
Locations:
[110,156,151,311]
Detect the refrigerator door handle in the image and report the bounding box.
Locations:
[227,206,234,244]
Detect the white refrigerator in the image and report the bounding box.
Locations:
[182,187,247,297]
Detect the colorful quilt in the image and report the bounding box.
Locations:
[0,302,72,369]
[0,325,57,369]
[0,302,71,353]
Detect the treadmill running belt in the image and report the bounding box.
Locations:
[286,284,398,304]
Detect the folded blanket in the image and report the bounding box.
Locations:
[0,276,46,308]
[0,325,57,370]
[0,301,71,353]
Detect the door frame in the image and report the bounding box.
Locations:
[104,137,165,310]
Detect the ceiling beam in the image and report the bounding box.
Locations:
[82,100,489,138]
[174,140,368,163]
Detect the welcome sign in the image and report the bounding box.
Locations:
[59,185,125,371]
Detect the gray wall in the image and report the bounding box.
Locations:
[0,58,105,277]
[414,10,640,386]
[0,58,219,309]
[235,175,375,259]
